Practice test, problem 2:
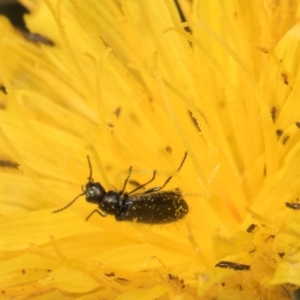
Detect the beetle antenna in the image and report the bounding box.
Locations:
[53,157,93,214]
[53,192,86,213]
[87,155,93,182]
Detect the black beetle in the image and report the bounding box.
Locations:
[53,153,188,224]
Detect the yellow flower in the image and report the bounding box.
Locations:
[0,0,300,299]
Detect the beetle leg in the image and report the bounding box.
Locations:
[86,209,107,221]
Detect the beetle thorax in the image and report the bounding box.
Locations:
[99,190,122,215]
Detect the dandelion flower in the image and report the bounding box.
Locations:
[0,0,300,299]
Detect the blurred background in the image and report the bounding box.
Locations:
[0,0,27,30]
